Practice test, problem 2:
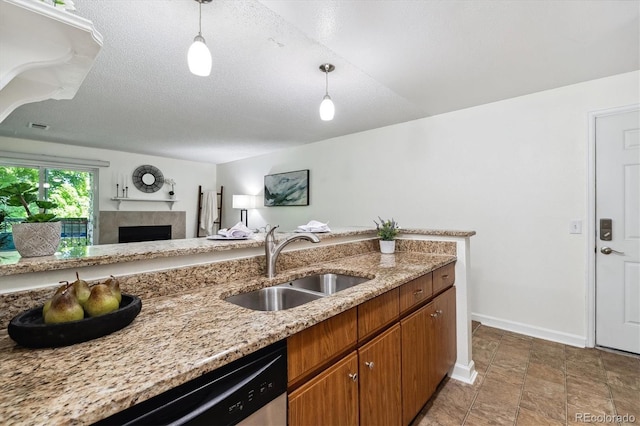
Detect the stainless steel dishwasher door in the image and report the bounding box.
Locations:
[237,393,286,426]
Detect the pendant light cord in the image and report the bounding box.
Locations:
[198,1,203,36]
[325,67,329,96]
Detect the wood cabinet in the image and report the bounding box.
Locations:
[401,286,456,425]
[288,307,357,386]
[289,351,359,426]
[399,272,432,314]
[359,325,402,426]
[400,302,434,426]
[433,285,457,385]
[432,262,455,295]
[288,263,456,426]
[358,288,399,341]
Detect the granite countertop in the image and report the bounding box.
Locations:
[0,227,474,276]
[0,250,456,425]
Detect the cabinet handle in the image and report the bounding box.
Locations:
[436,309,443,315]
[348,373,358,382]
[430,312,439,318]
[413,288,423,297]
[365,361,375,370]
[442,274,449,279]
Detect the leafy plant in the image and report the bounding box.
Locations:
[0,183,59,223]
[0,209,9,249]
[374,217,399,241]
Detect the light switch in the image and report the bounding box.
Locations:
[569,219,582,234]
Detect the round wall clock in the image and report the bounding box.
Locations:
[132,165,164,193]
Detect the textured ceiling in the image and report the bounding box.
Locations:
[0,0,638,165]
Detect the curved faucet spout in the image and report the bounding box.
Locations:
[265,225,320,278]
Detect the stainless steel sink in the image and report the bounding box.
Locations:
[225,286,324,311]
[224,273,371,311]
[278,273,370,295]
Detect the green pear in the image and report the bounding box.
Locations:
[83,284,119,317]
[71,272,91,305]
[44,287,84,324]
[43,281,72,317]
[103,275,122,304]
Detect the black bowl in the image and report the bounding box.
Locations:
[8,294,142,348]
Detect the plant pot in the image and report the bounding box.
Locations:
[12,222,61,257]
[379,240,396,254]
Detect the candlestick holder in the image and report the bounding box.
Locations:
[125,186,129,198]
[116,184,119,198]
[122,187,126,198]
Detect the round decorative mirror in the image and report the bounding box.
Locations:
[132,165,164,193]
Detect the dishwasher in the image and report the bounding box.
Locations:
[93,340,287,426]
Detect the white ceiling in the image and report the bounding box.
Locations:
[1,0,638,165]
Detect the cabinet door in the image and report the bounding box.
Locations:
[400,302,435,426]
[432,286,457,386]
[359,324,402,426]
[289,351,359,426]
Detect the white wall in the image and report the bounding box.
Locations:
[0,138,217,239]
[217,71,640,342]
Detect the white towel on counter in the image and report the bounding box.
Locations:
[199,190,218,236]
[296,220,331,233]
[218,222,253,238]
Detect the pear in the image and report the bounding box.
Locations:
[71,272,91,305]
[103,275,122,304]
[44,287,84,324]
[43,281,72,317]
[83,284,119,317]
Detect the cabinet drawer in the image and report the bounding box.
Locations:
[399,273,433,314]
[288,308,357,385]
[432,262,455,294]
[358,288,399,341]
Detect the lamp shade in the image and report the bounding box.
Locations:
[319,94,335,121]
[232,195,255,209]
[188,35,212,77]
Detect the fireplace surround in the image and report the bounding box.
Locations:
[99,211,186,244]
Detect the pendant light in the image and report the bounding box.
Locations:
[319,63,335,121]
[188,0,212,77]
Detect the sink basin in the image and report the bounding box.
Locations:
[225,273,371,311]
[278,273,370,295]
[225,287,324,311]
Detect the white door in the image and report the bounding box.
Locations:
[596,108,640,354]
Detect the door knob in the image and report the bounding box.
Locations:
[601,247,624,255]
[348,373,358,382]
[365,361,374,370]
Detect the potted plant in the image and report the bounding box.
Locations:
[374,217,399,254]
[0,182,61,257]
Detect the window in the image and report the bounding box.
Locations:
[0,164,97,250]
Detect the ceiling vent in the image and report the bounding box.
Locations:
[28,122,50,130]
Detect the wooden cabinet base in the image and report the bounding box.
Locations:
[288,352,359,426]
[288,264,457,426]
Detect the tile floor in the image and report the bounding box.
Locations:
[411,322,640,426]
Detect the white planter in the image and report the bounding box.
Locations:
[12,221,61,257]
[379,240,396,254]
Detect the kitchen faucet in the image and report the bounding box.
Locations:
[265,225,320,278]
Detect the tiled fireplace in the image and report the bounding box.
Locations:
[98,211,186,244]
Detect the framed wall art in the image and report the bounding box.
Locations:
[264,169,309,206]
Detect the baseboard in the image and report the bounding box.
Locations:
[471,313,586,348]
[451,360,478,385]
